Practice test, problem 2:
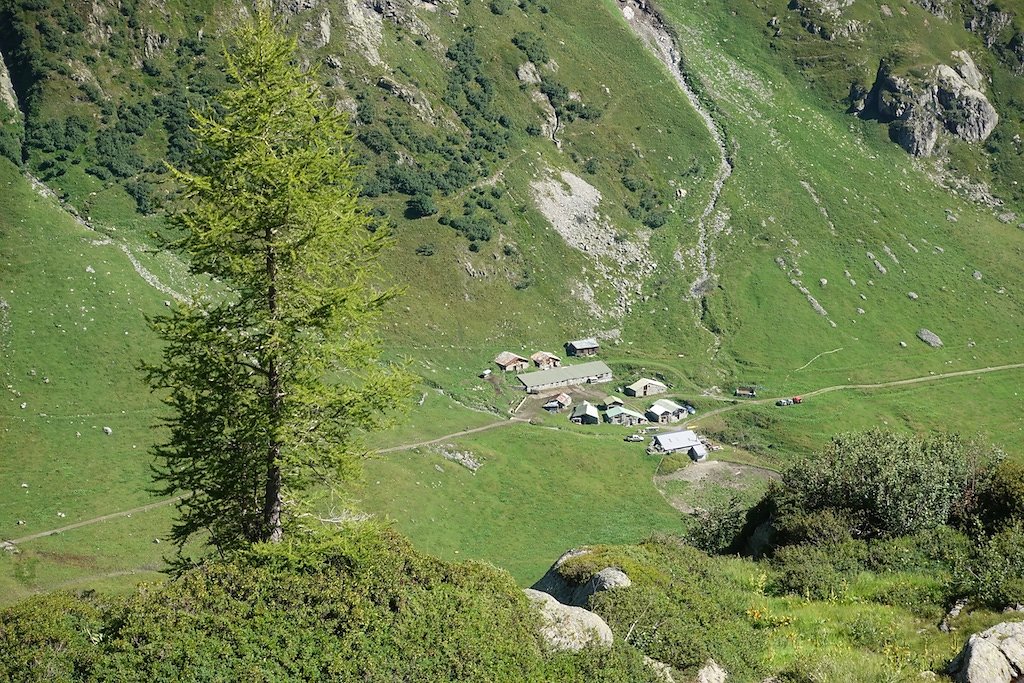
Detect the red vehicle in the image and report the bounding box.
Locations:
[792,396,803,404]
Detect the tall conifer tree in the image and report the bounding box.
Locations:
[147,12,411,553]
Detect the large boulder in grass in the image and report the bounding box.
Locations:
[917,328,944,348]
[523,589,613,651]
[949,621,1024,682]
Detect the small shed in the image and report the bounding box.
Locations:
[565,338,600,357]
[625,377,668,397]
[531,351,562,370]
[494,351,529,373]
[569,401,600,425]
[604,395,625,409]
[543,392,573,412]
[734,386,757,398]
[646,399,687,424]
[605,405,648,426]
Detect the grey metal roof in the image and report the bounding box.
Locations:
[567,338,599,349]
[652,430,702,452]
[517,361,612,390]
[650,398,684,413]
[607,406,645,420]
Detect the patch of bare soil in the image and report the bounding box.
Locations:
[654,460,779,514]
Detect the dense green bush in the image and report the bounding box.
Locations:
[769,542,864,600]
[93,129,144,178]
[772,430,989,540]
[0,526,659,682]
[952,525,1024,608]
[512,32,549,65]
[407,193,438,218]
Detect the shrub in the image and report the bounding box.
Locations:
[94,129,144,178]
[643,211,667,229]
[512,32,549,65]
[0,528,660,681]
[773,430,990,540]
[407,193,438,218]
[578,539,766,680]
[952,525,1024,608]
[685,495,748,554]
[124,179,154,214]
[769,544,851,600]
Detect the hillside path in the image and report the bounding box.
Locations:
[7,496,182,545]
[690,362,1024,424]
[378,417,529,454]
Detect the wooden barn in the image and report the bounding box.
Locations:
[646,399,687,424]
[605,405,648,426]
[517,361,613,394]
[565,338,600,357]
[625,377,668,397]
[569,401,600,425]
[531,351,562,370]
[494,351,529,373]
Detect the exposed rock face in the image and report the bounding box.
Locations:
[644,656,676,683]
[935,63,998,142]
[516,61,541,84]
[697,659,728,683]
[343,0,384,67]
[891,108,940,157]
[0,50,18,116]
[949,621,1024,682]
[917,328,944,347]
[523,589,614,651]
[531,548,632,607]
[788,0,862,40]
[862,52,998,156]
[530,169,655,319]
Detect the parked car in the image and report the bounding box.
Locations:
[624,434,645,442]
[684,404,697,415]
[776,398,793,406]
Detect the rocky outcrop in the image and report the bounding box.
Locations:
[861,52,998,157]
[0,50,18,118]
[788,0,863,41]
[948,621,1024,682]
[516,61,541,85]
[523,589,614,651]
[531,548,632,607]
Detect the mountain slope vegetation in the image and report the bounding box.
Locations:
[1,0,1024,678]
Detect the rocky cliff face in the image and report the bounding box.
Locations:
[857,51,998,157]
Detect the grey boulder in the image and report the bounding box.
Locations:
[949,621,1024,682]
[523,588,614,651]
